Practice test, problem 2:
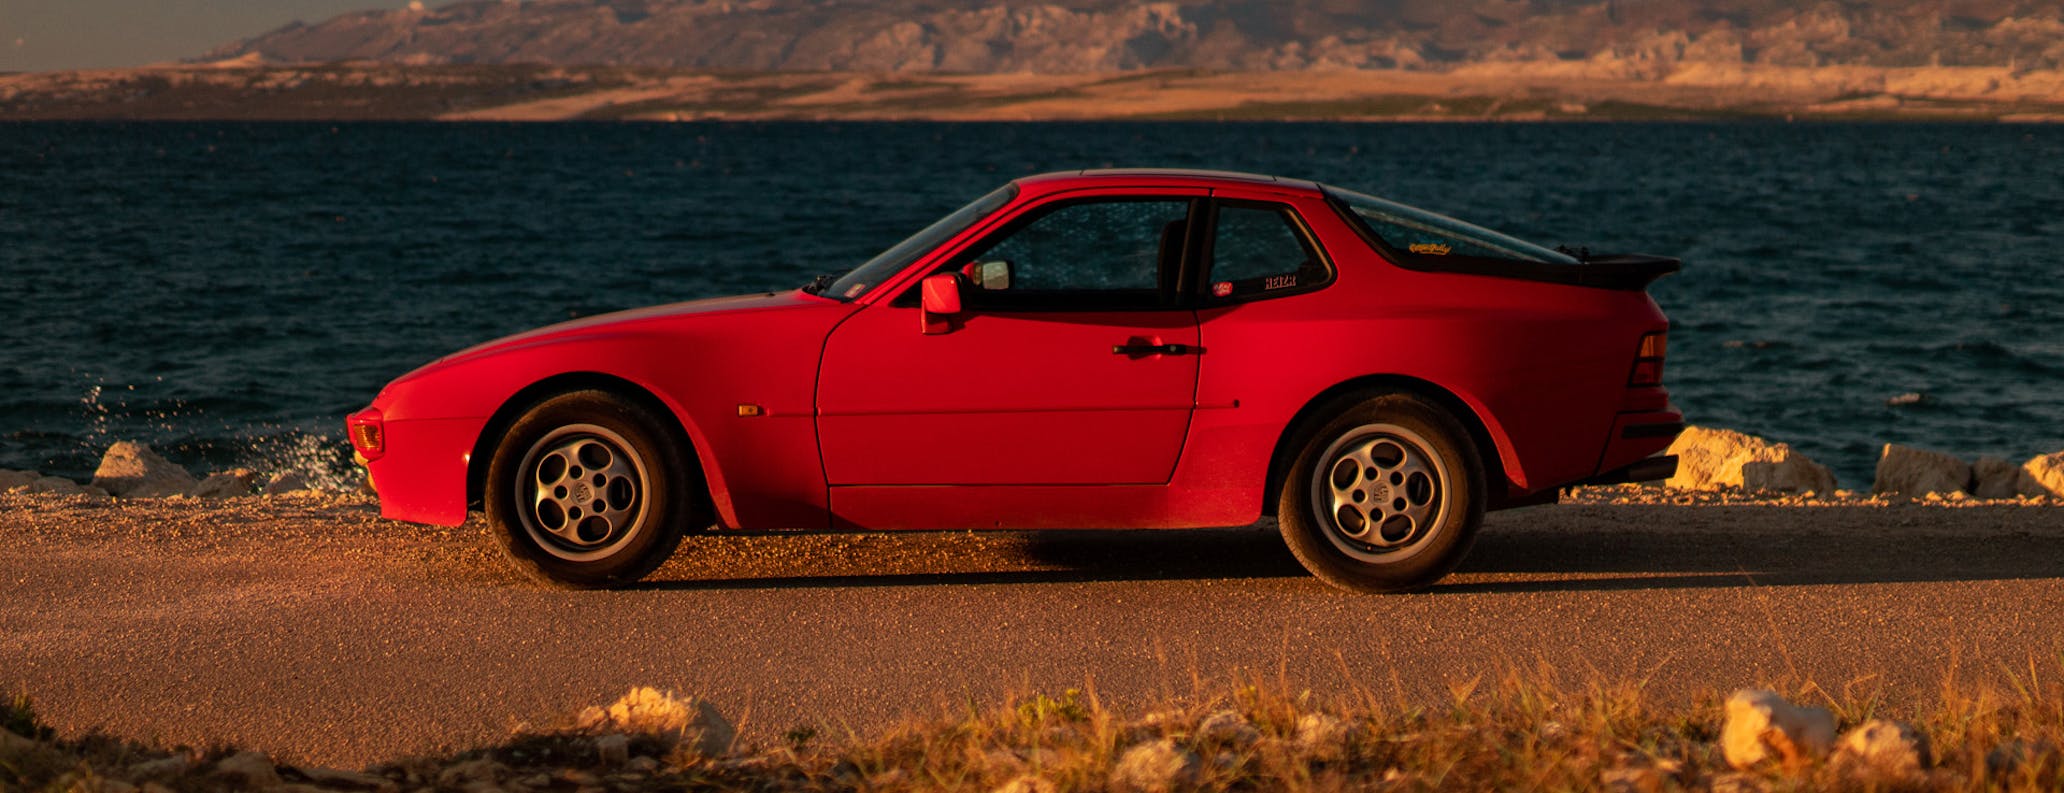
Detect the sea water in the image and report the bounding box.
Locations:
[3,121,2060,490]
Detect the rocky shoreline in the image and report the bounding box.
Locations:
[0,441,339,502]
[1656,425,2064,502]
[8,429,2061,509]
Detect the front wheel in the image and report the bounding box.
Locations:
[1277,393,1485,593]
[485,390,699,588]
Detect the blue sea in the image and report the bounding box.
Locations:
[2,121,2060,490]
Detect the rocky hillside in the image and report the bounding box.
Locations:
[203,0,2064,74]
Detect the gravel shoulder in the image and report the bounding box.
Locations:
[4,490,2062,768]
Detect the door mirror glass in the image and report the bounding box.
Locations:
[961,260,1014,290]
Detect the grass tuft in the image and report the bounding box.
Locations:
[6,663,2064,790]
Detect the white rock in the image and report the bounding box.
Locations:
[577,688,733,758]
[1108,739,1198,793]
[1292,713,1356,762]
[1720,689,1836,769]
[296,767,397,792]
[1874,444,1973,496]
[0,469,39,489]
[433,758,505,787]
[189,469,258,499]
[2021,452,2064,498]
[1833,719,1930,778]
[213,750,281,789]
[262,471,313,495]
[1973,456,2024,499]
[1195,710,1259,746]
[90,442,197,498]
[1666,426,1836,493]
[127,755,194,778]
[1740,457,1839,494]
[13,475,111,498]
[596,733,630,766]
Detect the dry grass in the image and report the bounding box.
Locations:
[7,660,2064,792]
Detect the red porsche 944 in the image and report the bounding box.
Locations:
[348,169,1683,592]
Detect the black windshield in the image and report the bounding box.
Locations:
[821,184,1018,301]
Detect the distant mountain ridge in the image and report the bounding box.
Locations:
[203,0,2064,73]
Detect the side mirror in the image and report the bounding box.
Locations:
[920,273,962,335]
[961,259,1014,290]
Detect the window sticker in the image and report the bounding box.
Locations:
[1213,281,1233,298]
[1409,242,1452,256]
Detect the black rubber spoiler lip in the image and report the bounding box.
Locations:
[1565,253,1682,290]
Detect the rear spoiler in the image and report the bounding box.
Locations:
[1562,253,1682,290]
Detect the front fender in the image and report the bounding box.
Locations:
[368,302,849,529]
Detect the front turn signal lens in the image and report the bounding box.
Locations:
[1629,332,1667,386]
[347,408,385,460]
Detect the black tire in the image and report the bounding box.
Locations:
[1277,392,1485,593]
[484,390,700,588]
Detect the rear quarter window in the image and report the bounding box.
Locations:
[1203,202,1331,303]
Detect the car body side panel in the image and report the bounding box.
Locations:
[829,484,1248,530]
[1165,189,1665,518]
[366,293,852,529]
[818,306,1200,486]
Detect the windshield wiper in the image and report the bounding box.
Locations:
[801,274,837,295]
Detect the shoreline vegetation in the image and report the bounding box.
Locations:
[5,61,2064,122]
[8,671,2064,792]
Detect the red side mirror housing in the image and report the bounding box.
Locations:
[920,273,963,334]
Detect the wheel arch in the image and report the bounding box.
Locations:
[466,372,711,518]
[1262,374,1521,517]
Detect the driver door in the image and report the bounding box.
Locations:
[816,191,1203,488]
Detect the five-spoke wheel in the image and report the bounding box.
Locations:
[1278,392,1484,592]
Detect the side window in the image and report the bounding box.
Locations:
[955,199,1190,306]
[1205,204,1327,301]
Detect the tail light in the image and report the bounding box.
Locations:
[347,407,386,460]
[1628,331,1667,386]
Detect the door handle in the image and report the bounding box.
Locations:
[1112,342,1197,356]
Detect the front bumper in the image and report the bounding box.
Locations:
[347,409,483,527]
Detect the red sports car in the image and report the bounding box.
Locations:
[348,169,1681,592]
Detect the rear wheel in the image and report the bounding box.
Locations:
[485,390,698,588]
[1277,392,1485,593]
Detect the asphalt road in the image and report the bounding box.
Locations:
[4,492,2062,767]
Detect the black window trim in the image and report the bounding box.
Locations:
[1321,189,1680,290]
[1191,197,1338,306]
[890,195,1208,313]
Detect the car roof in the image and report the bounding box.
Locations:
[1014,168,1325,196]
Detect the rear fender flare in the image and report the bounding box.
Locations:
[1263,374,1523,516]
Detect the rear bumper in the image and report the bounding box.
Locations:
[1581,454,1679,486]
[1594,407,1684,477]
